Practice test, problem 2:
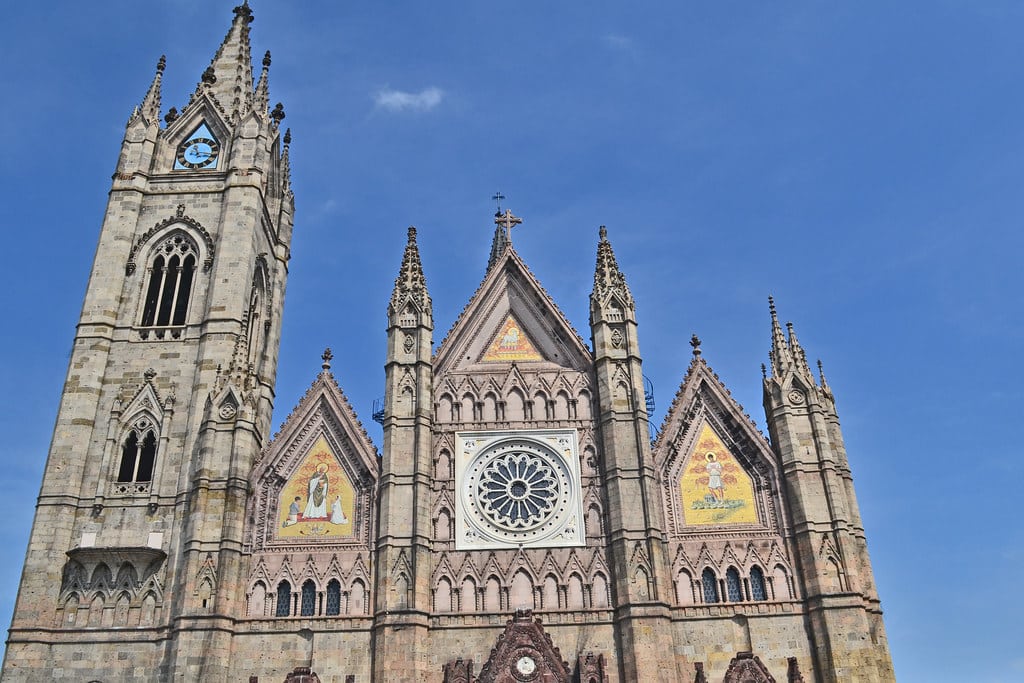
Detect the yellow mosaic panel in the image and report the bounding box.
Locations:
[278,435,355,539]
[679,423,757,526]
[481,315,543,362]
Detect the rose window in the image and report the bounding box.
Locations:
[477,452,559,529]
[459,434,581,548]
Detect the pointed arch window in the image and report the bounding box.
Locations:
[117,428,157,483]
[275,580,292,617]
[325,579,341,616]
[750,567,767,601]
[141,232,198,330]
[300,580,316,616]
[726,567,744,602]
[701,568,719,604]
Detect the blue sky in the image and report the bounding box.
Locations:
[2,2,1023,679]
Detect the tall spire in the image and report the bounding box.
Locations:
[390,227,431,316]
[194,2,255,119]
[592,226,634,308]
[131,55,165,126]
[768,296,794,377]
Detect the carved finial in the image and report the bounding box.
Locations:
[233,1,254,24]
[494,209,522,237]
[283,128,291,146]
[156,55,166,73]
[322,348,333,371]
[768,295,793,377]
[487,209,517,272]
[176,204,185,217]
[690,334,701,356]
[201,66,217,85]
[591,225,634,311]
[263,50,272,68]
[817,359,831,391]
[390,225,431,316]
[271,102,286,124]
[144,368,157,381]
[164,107,178,124]
[761,363,767,379]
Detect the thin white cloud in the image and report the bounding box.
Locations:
[603,34,633,50]
[374,86,444,112]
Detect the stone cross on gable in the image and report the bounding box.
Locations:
[494,209,523,238]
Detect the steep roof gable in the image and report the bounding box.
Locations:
[434,247,592,375]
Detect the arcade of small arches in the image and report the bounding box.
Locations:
[431,569,612,614]
[435,387,593,424]
[57,561,164,630]
[675,564,794,606]
[247,577,370,619]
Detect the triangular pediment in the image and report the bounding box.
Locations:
[654,354,787,534]
[475,610,572,683]
[434,248,591,375]
[248,367,378,550]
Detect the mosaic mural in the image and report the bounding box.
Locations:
[277,435,355,539]
[482,315,543,362]
[679,423,757,525]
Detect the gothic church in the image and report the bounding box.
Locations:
[2,5,895,682]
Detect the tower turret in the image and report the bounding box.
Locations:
[2,5,293,679]
[763,299,894,682]
[589,227,678,682]
[373,226,434,680]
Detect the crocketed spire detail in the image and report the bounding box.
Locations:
[390,226,431,316]
[592,225,634,308]
[254,50,271,114]
[767,297,816,384]
[193,2,255,119]
[130,55,165,126]
[768,296,794,377]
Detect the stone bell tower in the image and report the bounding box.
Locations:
[2,3,293,680]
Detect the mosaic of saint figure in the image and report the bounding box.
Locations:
[277,436,356,539]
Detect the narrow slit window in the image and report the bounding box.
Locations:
[726,567,744,602]
[300,580,316,616]
[750,567,767,601]
[275,580,291,617]
[325,580,341,616]
[701,568,719,604]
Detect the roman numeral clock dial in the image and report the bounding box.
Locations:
[174,122,221,170]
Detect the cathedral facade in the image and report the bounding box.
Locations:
[2,5,894,682]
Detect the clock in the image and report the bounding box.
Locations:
[515,655,537,676]
[176,137,220,169]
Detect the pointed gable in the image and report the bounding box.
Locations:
[434,247,591,375]
[654,343,786,535]
[248,357,378,551]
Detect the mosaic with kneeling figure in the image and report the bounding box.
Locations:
[278,435,356,539]
[680,423,757,526]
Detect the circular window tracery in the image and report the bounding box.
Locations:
[463,437,575,545]
[477,451,559,529]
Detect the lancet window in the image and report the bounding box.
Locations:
[141,232,199,328]
[117,426,157,483]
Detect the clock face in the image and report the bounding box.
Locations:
[515,655,536,676]
[176,137,220,169]
[174,122,221,170]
